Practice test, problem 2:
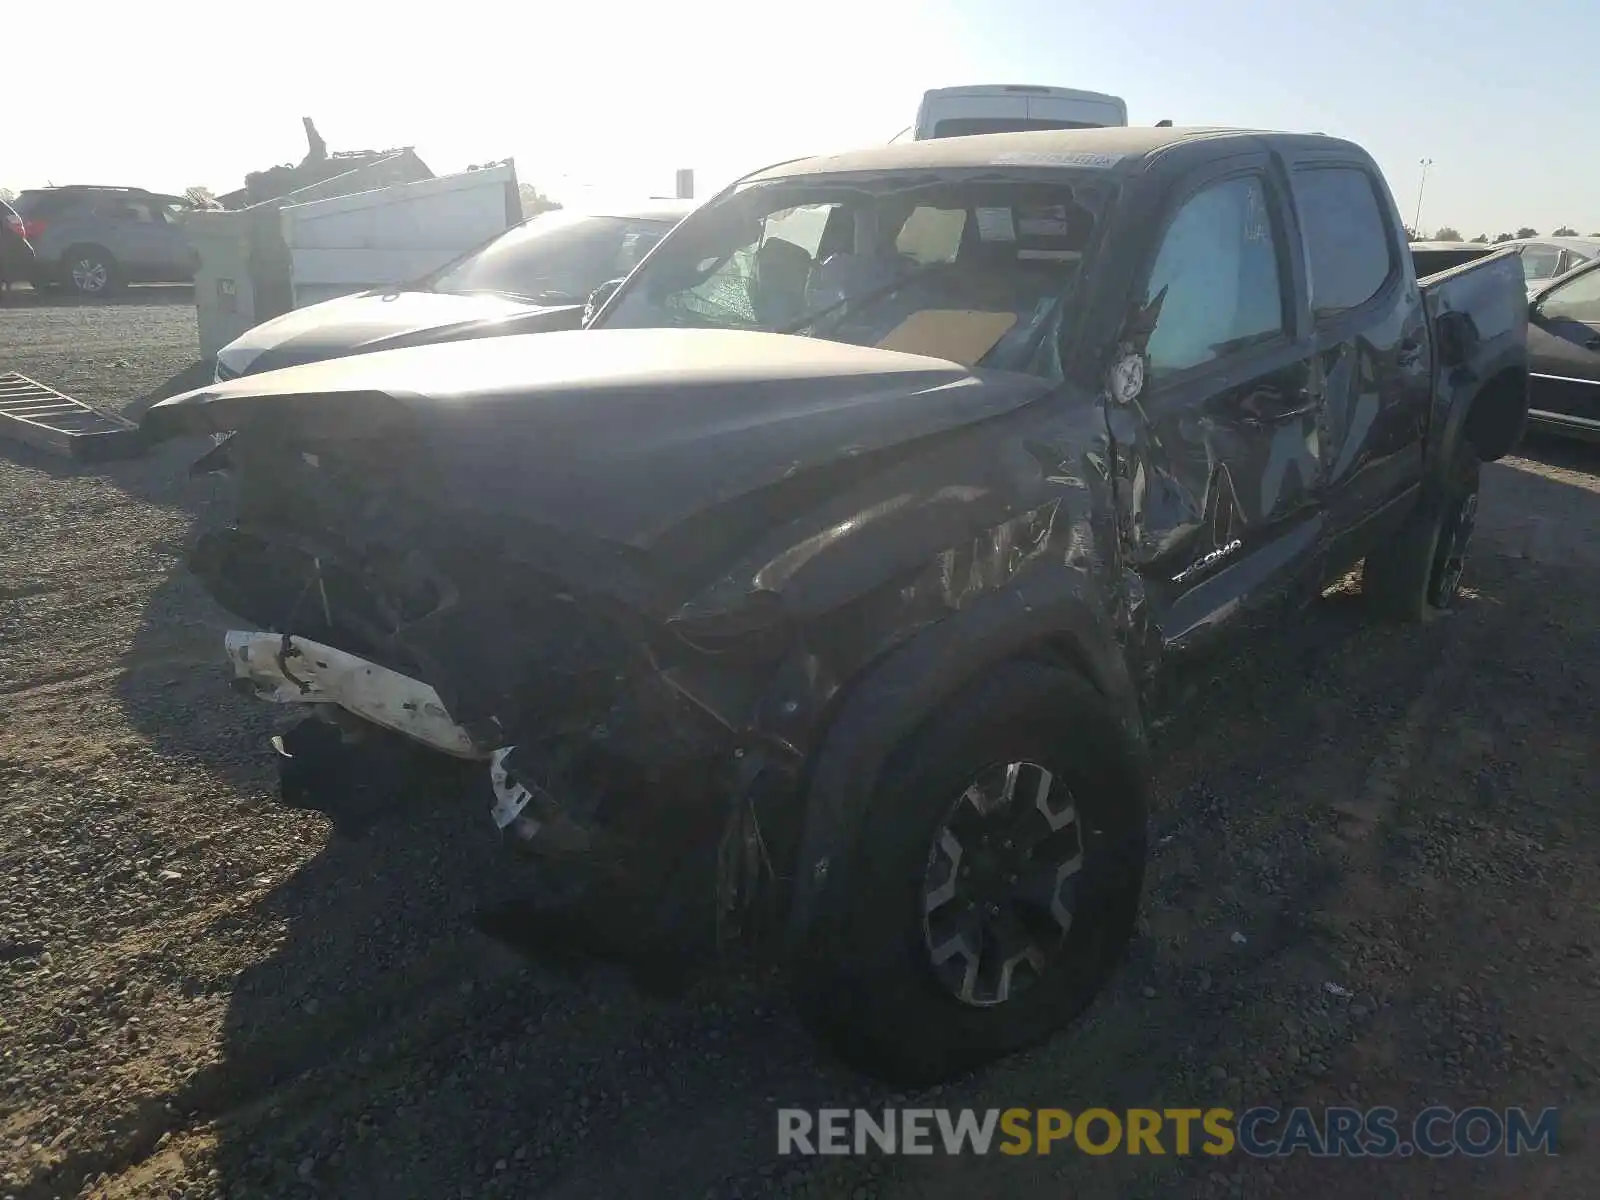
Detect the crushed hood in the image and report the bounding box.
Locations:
[214,288,582,377]
[145,328,1055,548]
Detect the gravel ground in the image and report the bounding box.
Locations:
[2,297,1598,1200]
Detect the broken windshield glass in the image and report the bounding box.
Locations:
[599,172,1112,380]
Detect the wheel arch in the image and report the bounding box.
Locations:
[1462,366,1531,462]
[784,568,1146,955]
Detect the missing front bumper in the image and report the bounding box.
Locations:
[223,628,793,953]
[224,629,485,759]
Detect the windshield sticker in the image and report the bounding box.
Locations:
[975,207,1017,242]
[991,151,1122,170]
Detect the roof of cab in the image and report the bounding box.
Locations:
[741,126,1366,184]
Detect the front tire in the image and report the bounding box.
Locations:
[794,660,1148,1085]
[1362,445,1481,622]
[61,245,120,297]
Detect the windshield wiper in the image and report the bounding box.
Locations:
[776,261,944,336]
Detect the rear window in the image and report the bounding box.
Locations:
[895,205,967,263]
[931,117,1104,138]
[1519,245,1562,280]
[13,191,72,217]
[1291,167,1395,317]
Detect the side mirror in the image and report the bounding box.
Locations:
[583,278,624,326]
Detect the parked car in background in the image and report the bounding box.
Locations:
[146,127,1528,1085]
[213,201,693,380]
[912,84,1128,138]
[8,185,198,296]
[1501,236,1600,294]
[1526,257,1600,442]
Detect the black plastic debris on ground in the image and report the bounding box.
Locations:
[0,371,143,461]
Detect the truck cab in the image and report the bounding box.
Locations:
[913,84,1128,139]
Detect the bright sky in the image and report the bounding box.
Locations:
[7,0,1597,238]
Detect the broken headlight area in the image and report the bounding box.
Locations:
[186,430,826,954]
[487,722,801,955]
[194,527,450,672]
[195,530,806,952]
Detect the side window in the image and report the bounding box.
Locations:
[1143,175,1285,380]
[1560,250,1590,275]
[91,197,137,221]
[763,204,835,258]
[1519,244,1562,281]
[1537,268,1600,324]
[1291,167,1394,317]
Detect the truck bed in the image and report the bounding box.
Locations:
[1416,246,1530,466]
[1410,242,1498,279]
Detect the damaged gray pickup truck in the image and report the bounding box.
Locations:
[142,128,1530,1085]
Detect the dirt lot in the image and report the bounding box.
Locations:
[2,297,1598,1200]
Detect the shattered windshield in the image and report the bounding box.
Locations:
[427,211,673,305]
[599,171,1111,380]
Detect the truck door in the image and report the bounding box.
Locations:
[1527,262,1600,430]
[1110,153,1325,656]
[1285,160,1432,532]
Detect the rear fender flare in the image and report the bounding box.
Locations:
[784,565,1145,953]
[1426,349,1529,486]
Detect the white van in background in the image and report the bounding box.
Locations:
[912,85,1129,140]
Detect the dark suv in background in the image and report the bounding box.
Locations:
[8,185,198,296]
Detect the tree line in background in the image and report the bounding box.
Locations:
[1410,224,1598,242]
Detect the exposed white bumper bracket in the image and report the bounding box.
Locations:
[224,630,485,760]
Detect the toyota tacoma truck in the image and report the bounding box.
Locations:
[142,127,1530,1085]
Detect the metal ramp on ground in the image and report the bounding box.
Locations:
[0,372,143,461]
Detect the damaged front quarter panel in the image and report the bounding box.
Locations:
[624,382,1140,945]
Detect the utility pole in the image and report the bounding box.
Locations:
[1414,157,1433,235]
